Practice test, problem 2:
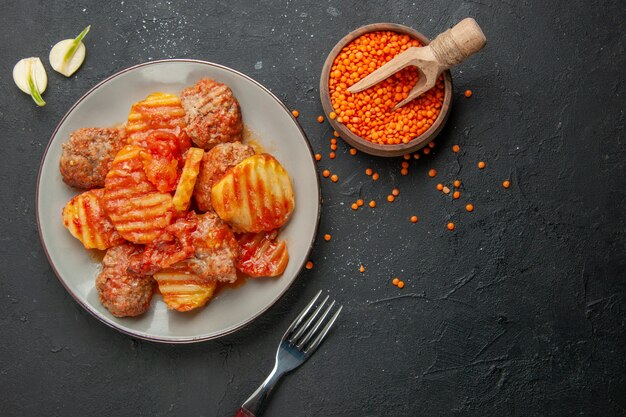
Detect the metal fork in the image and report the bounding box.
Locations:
[234,290,342,417]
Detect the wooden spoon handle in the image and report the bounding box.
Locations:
[429,18,486,69]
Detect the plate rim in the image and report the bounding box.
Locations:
[36,58,322,344]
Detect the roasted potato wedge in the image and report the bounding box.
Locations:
[211,154,294,233]
[237,230,289,277]
[62,188,124,250]
[103,145,174,244]
[172,147,204,212]
[153,261,217,312]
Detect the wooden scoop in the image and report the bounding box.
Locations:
[347,18,486,110]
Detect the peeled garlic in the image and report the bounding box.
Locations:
[49,25,90,77]
[13,57,47,107]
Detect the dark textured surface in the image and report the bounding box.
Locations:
[1,1,625,416]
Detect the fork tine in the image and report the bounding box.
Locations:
[304,305,342,354]
[282,290,322,340]
[290,295,329,343]
[296,300,335,349]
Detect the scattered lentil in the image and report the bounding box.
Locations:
[478,161,486,169]
[369,200,376,208]
[397,281,405,289]
[503,180,511,188]
[410,215,418,223]
[372,172,380,181]
[447,222,455,231]
[428,169,437,177]
[305,261,314,270]
[324,234,332,241]
[466,203,474,212]
[464,89,473,98]
[315,153,322,161]
[454,180,461,188]
[349,148,357,155]
[317,115,324,123]
[453,191,461,199]
[322,169,330,178]
[387,195,395,202]
[392,188,400,196]
[452,144,460,153]
[292,110,299,118]
[331,174,339,182]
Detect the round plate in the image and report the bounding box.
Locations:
[36,59,321,343]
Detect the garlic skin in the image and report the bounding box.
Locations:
[49,39,86,77]
[13,57,47,95]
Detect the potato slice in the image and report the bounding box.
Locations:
[153,261,217,312]
[172,147,204,212]
[125,92,190,153]
[211,154,294,233]
[103,146,174,244]
[237,230,289,277]
[62,188,124,250]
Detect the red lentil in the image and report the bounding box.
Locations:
[328,31,445,145]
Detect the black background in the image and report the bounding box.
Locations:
[1,1,624,416]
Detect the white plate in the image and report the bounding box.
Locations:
[36,60,320,343]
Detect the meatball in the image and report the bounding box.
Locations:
[96,243,154,317]
[193,142,255,211]
[186,212,239,283]
[60,127,125,189]
[180,79,244,150]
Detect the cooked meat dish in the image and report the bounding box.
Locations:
[95,243,154,317]
[60,79,292,317]
[180,78,244,150]
[193,142,255,211]
[59,127,125,189]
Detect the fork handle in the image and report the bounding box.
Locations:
[236,365,284,417]
[234,408,255,417]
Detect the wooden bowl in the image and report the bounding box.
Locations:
[319,23,453,157]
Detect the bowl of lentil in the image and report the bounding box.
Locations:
[320,23,453,157]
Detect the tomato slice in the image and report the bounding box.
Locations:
[139,131,182,192]
[237,230,289,277]
[129,211,198,275]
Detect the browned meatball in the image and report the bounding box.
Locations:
[180,79,244,150]
[186,212,239,283]
[96,243,154,317]
[60,127,125,189]
[193,142,255,211]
